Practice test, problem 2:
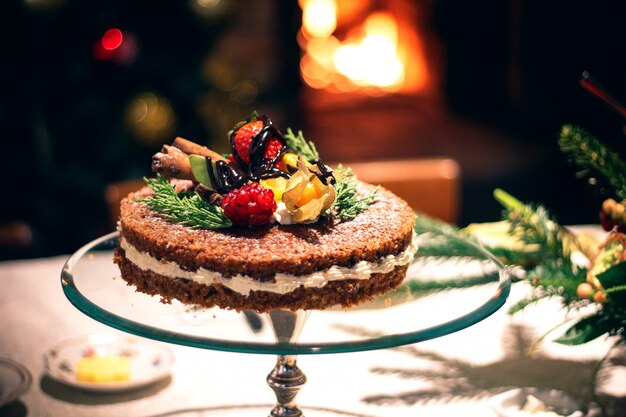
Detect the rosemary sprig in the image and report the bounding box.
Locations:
[559,124,626,200]
[332,165,378,220]
[137,174,232,229]
[284,128,320,162]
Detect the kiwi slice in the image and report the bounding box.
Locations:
[189,154,214,188]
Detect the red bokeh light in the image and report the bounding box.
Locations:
[101,28,123,51]
[94,28,138,65]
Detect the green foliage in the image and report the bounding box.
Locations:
[413,212,460,236]
[554,314,614,345]
[137,174,232,229]
[597,262,626,290]
[494,185,626,345]
[491,189,591,320]
[389,213,508,300]
[413,214,542,266]
[495,188,567,262]
[525,263,587,304]
[462,124,626,346]
[559,124,626,200]
[399,272,500,294]
[504,260,588,316]
[332,166,378,220]
[284,127,320,162]
[489,246,544,268]
[494,119,626,346]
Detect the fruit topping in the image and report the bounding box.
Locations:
[229,115,287,179]
[233,120,264,166]
[279,152,308,173]
[188,154,246,195]
[143,113,377,229]
[259,176,288,202]
[282,157,335,223]
[221,182,277,227]
[296,182,323,207]
[189,154,214,188]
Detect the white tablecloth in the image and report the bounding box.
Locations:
[1,255,624,417]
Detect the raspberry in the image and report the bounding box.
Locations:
[232,119,283,167]
[221,182,277,227]
[264,137,284,160]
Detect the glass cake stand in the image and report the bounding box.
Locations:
[61,231,511,416]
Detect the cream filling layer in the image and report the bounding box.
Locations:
[120,233,417,296]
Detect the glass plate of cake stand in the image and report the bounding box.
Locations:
[61,230,511,417]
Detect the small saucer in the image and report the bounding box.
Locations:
[0,358,32,406]
[44,333,174,393]
[489,387,585,417]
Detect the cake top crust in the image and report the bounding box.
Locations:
[119,183,415,280]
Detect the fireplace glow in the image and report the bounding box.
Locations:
[299,0,428,94]
[334,13,404,89]
[302,0,336,38]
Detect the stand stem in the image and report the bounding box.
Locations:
[266,310,310,417]
[267,355,306,416]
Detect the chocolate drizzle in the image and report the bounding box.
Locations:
[204,157,246,194]
[219,114,335,194]
[230,115,289,181]
[312,159,335,185]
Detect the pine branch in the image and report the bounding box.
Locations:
[506,262,588,316]
[526,262,587,304]
[509,205,564,259]
[284,128,320,162]
[508,293,547,315]
[413,212,460,236]
[392,272,500,297]
[137,174,232,229]
[559,124,626,200]
[494,189,567,263]
[488,246,544,268]
[414,213,541,266]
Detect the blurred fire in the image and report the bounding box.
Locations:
[298,0,428,95]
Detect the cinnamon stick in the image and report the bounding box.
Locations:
[151,145,194,180]
[172,137,229,163]
[195,183,223,205]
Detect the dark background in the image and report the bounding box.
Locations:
[1,0,625,260]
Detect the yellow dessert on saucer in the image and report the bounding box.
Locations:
[76,356,131,383]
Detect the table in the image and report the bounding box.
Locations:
[1,255,625,417]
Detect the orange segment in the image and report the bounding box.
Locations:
[259,177,288,202]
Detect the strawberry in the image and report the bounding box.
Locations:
[231,118,284,169]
